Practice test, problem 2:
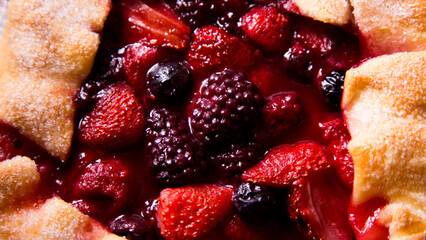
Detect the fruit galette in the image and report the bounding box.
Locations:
[0,0,424,239]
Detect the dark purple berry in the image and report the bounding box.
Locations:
[145,108,205,187]
[282,45,318,80]
[75,52,125,111]
[232,182,276,224]
[209,143,258,178]
[189,68,264,147]
[109,214,151,240]
[75,78,110,110]
[320,71,345,109]
[146,61,192,103]
[216,11,241,34]
[140,199,159,228]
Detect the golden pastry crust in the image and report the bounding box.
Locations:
[351,0,426,56]
[291,0,353,26]
[342,51,426,240]
[0,157,123,240]
[0,0,111,161]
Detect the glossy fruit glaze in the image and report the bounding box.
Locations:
[0,0,391,239]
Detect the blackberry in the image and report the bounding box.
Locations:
[320,71,345,109]
[189,69,264,147]
[108,214,151,240]
[146,61,192,103]
[145,108,205,187]
[209,143,258,178]
[232,182,276,224]
[170,0,219,29]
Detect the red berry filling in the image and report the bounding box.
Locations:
[0,0,378,239]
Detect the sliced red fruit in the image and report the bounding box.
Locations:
[319,118,354,189]
[242,142,332,187]
[348,198,389,240]
[123,43,166,93]
[242,6,292,53]
[156,184,233,240]
[119,0,190,49]
[78,82,145,149]
[186,26,255,77]
[287,169,354,240]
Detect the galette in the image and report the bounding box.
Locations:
[0,0,424,239]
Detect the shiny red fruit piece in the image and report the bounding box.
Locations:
[187,26,254,77]
[78,82,145,149]
[319,118,354,189]
[242,142,332,187]
[156,184,233,240]
[119,0,190,49]
[288,169,354,240]
[242,6,291,53]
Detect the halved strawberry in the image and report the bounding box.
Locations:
[242,142,332,187]
[118,0,190,49]
[187,26,255,77]
[288,169,354,240]
[78,82,145,149]
[156,184,233,240]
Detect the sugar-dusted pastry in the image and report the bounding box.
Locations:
[342,51,426,240]
[0,0,111,161]
[351,0,426,56]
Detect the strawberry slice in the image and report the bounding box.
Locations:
[242,142,332,187]
[119,0,190,49]
[78,82,145,149]
[156,184,233,240]
[288,169,354,240]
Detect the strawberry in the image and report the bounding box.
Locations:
[118,0,190,49]
[287,169,354,240]
[242,142,332,187]
[156,184,233,240]
[123,43,166,94]
[78,82,145,149]
[319,118,354,189]
[186,26,254,77]
[242,6,291,53]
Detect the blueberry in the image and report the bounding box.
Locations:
[320,71,345,109]
[232,182,276,224]
[109,214,152,240]
[146,61,192,103]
